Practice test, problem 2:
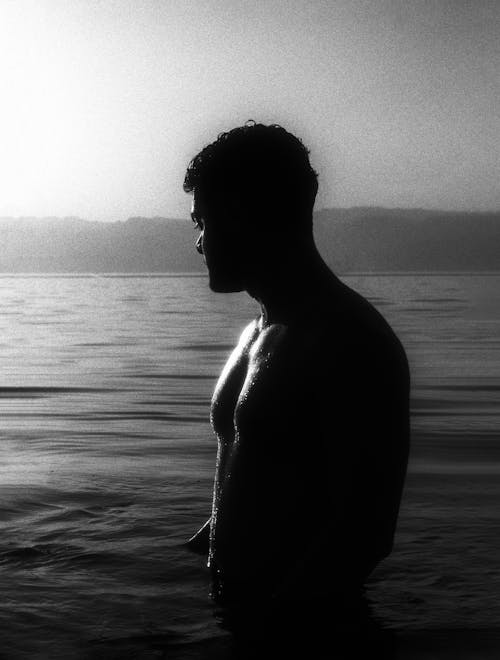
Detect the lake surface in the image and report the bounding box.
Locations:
[0,273,499,658]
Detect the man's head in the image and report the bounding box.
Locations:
[183,121,318,292]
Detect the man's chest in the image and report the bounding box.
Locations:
[210,325,302,440]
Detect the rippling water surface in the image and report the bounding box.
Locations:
[0,274,499,658]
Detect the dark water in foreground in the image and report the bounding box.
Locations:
[0,273,499,658]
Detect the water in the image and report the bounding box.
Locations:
[0,273,499,658]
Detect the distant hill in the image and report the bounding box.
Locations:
[0,209,498,273]
[0,216,202,273]
[313,208,500,272]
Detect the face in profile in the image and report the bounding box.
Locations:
[191,192,251,293]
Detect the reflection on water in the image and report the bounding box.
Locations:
[0,273,499,657]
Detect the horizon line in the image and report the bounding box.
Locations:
[0,206,499,223]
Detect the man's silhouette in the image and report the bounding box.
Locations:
[183,122,410,654]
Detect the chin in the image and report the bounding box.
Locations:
[208,270,245,293]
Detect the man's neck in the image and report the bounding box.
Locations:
[247,241,335,326]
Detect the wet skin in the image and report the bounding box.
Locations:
[187,194,410,616]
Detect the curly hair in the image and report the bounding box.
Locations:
[183,121,318,219]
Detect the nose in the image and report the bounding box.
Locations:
[195,233,203,255]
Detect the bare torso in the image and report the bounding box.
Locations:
[204,275,410,612]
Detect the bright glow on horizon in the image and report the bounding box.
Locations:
[1,0,499,221]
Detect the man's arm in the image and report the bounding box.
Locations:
[185,517,211,555]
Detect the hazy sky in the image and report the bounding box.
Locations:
[1,0,499,221]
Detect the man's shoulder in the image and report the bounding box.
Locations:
[294,285,407,374]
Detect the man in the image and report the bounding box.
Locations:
[183,122,410,652]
